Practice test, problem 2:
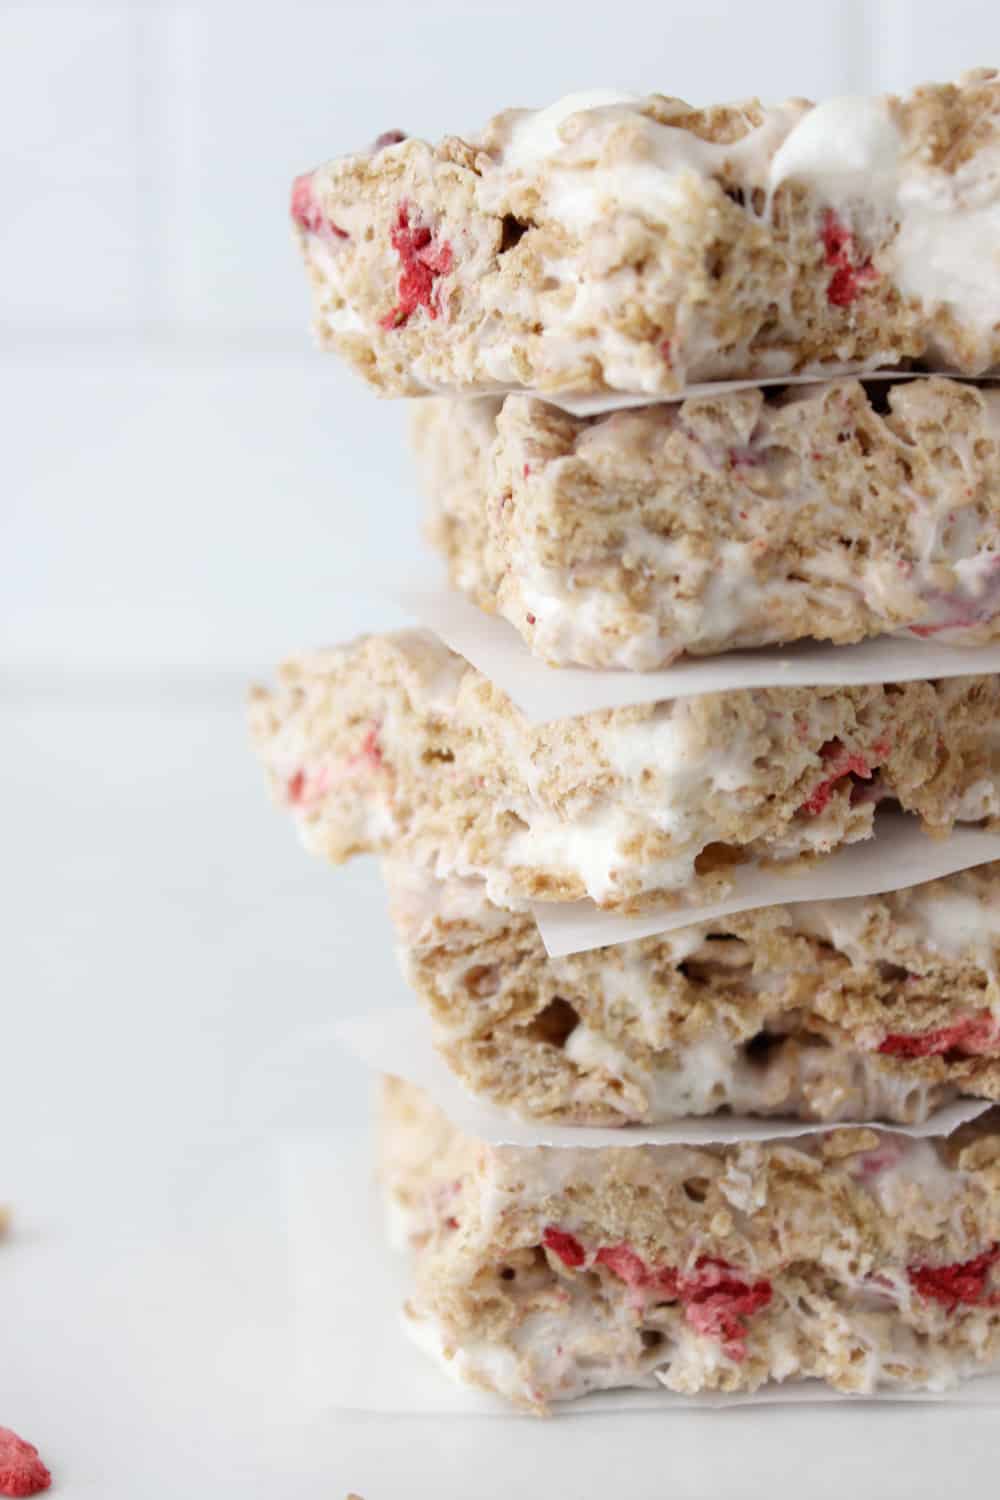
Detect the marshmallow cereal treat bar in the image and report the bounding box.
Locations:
[380,1076,1000,1408]
[387,859,1000,1126]
[413,378,1000,668]
[249,629,1000,910]
[292,72,1000,398]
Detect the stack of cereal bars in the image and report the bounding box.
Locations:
[252,73,1000,1409]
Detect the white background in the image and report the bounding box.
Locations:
[5,4,1000,1496]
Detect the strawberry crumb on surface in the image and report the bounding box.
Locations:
[380,203,453,329]
[0,1429,51,1498]
[908,1244,1000,1311]
[878,1012,1000,1059]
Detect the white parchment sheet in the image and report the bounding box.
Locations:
[284,1129,1000,1416]
[532,816,1000,958]
[420,370,1000,419]
[329,1004,991,1149]
[393,576,1000,724]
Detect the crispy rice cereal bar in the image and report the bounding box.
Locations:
[293,73,1000,397]
[380,1076,1000,1408]
[249,629,1000,910]
[414,378,1000,668]
[387,858,1000,1126]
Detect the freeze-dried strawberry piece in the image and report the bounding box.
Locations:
[820,209,877,307]
[356,724,383,771]
[380,203,453,329]
[593,1245,768,1358]
[909,1243,1000,1310]
[542,1226,586,1267]
[0,1428,51,1498]
[286,769,306,804]
[878,1011,1000,1059]
[595,1244,679,1296]
[678,1257,773,1362]
[799,739,874,817]
[853,1141,906,1179]
[290,173,348,239]
[373,130,407,151]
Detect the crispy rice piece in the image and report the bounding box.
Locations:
[379,1076,1000,1409]
[387,858,1000,1126]
[249,629,1000,910]
[293,73,1000,396]
[414,378,1000,668]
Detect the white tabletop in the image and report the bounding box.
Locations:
[2,681,996,1498]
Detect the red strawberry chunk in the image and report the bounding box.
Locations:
[290,172,348,239]
[820,209,877,307]
[380,203,453,329]
[878,1011,1000,1059]
[286,769,306,804]
[909,1243,1000,1310]
[0,1429,51,1498]
[590,1240,770,1359]
[542,1226,586,1267]
[799,739,875,817]
[595,1244,679,1297]
[677,1256,773,1361]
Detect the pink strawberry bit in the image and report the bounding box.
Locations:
[679,1257,773,1361]
[908,1243,1000,1311]
[0,1428,51,1498]
[290,172,348,240]
[820,209,877,306]
[287,769,306,804]
[728,446,762,469]
[660,338,673,364]
[379,202,453,330]
[877,1011,1000,1060]
[286,766,331,806]
[359,723,383,770]
[542,1226,586,1267]
[852,1140,906,1179]
[799,738,877,817]
[589,1240,770,1360]
[595,1244,680,1298]
[347,722,384,773]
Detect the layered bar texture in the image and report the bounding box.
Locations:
[381,1076,1000,1408]
[387,859,1000,1126]
[292,72,1000,397]
[414,378,1000,668]
[249,629,1000,910]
